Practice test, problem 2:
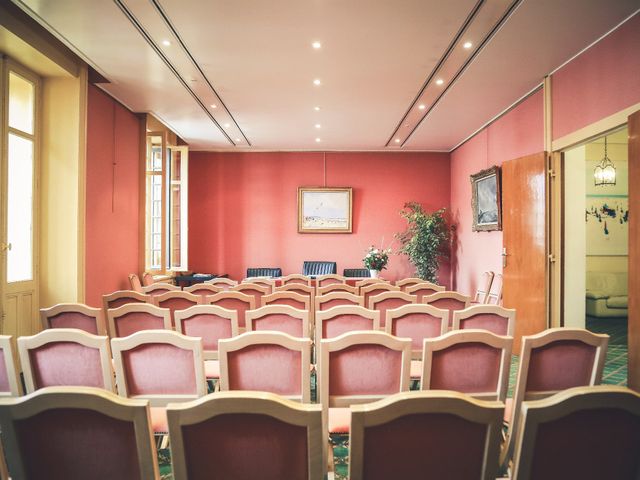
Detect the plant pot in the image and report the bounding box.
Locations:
[369,269,379,279]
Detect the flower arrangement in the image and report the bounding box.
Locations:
[363,245,391,271]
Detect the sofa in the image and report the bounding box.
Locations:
[585,271,628,318]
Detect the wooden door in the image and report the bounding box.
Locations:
[628,110,640,390]
[502,152,547,351]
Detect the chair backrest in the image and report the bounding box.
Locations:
[395,277,424,291]
[142,282,181,296]
[206,291,255,329]
[486,273,503,305]
[360,283,400,306]
[111,330,206,406]
[315,305,380,340]
[406,281,445,301]
[473,271,495,304]
[245,305,310,338]
[368,291,417,328]
[0,386,159,479]
[107,303,172,338]
[205,277,238,290]
[348,391,503,480]
[152,291,201,327]
[166,391,323,480]
[174,305,239,360]
[315,292,364,312]
[421,330,513,401]
[355,278,389,289]
[142,272,155,286]
[316,274,346,287]
[102,290,150,315]
[275,283,315,298]
[242,277,276,291]
[0,336,22,397]
[317,283,358,295]
[40,303,107,336]
[501,328,609,470]
[218,332,312,402]
[18,329,114,393]
[452,305,516,336]
[184,283,224,297]
[303,261,337,276]
[511,386,640,480]
[280,274,312,286]
[262,291,310,311]
[246,267,282,278]
[128,273,143,293]
[423,291,472,327]
[343,268,370,278]
[231,283,270,308]
[385,304,449,359]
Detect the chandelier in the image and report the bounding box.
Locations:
[594,136,616,186]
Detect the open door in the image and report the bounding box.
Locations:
[629,110,640,390]
[502,152,548,351]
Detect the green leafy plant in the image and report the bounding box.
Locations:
[395,202,450,282]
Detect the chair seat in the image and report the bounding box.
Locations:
[410,360,422,379]
[150,406,168,434]
[328,407,351,434]
[205,360,220,379]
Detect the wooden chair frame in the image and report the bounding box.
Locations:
[385,304,448,359]
[315,305,380,341]
[218,331,312,403]
[142,283,181,295]
[368,291,417,310]
[151,291,202,308]
[111,330,206,406]
[275,283,315,297]
[315,292,364,312]
[231,283,271,306]
[174,305,239,360]
[280,274,312,286]
[395,277,424,290]
[473,271,495,304]
[0,386,160,479]
[183,284,224,296]
[18,329,114,393]
[315,274,346,287]
[486,273,503,305]
[0,336,22,397]
[405,282,445,300]
[354,278,389,289]
[317,283,358,295]
[262,291,310,311]
[242,277,276,291]
[102,290,151,316]
[349,390,504,480]
[360,283,400,303]
[166,391,323,480]
[128,273,143,292]
[107,303,172,338]
[246,305,311,338]
[205,291,256,331]
[40,302,107,336]
[452,304,516,336]
[421,329,513,401]
[205,277,238,288]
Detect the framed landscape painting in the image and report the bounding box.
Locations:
[298,187,352,233]
[470,166,502,232]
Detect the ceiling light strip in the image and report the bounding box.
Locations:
[113,0,236,145]
[149,0,251,146]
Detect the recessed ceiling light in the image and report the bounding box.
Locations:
[312,41,322,49]
[314,106,320,111]
[315,124,321,129]
[463,41,473,49]
[313,79,321,86]
[435,78,444,85]
[395,138,401,143]
[210,104,217,109]
[418,104,426,110]
[162,40,171,46]
[315,138,321,142]
[224,123,230,129]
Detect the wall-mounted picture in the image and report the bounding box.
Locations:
[470,166,502,232]
[298,187,352,233]
[585,196,629,255]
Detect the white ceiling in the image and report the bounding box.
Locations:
[12,0,640,151]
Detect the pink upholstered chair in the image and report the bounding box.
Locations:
[184,283,224,297]
[354,278,389,290]
[0,386,160,479]
[152,291,201,327]
[420,330,513,401]
[473,271,495,304]
[142,282,181,296]
[206,291,255,330]
[316,274,346,287]
[452,304,516,336]
[246,305,311,338]
[107,303,172,338]
[174,305,239,381]
[406,281,445,301]
[368,291,417,328]
[360,283,399,305]
[315,305,379,341]
[348,390,504,480]
[40,303,107,335]
[218,331,312,402]
[102,290,150,315]
[242,277,276,292]
[395,277,424,291]
[317,331,411,455]
[17,328,114,393]
[280,273,312,286]
[500,328,609,471]
[317,283,358,295]
[423,291,471,328]
[142,272,155,286]
[262,291,310,311]
[315,292,364,312]
[205,277,238,290]
[129,273,143,292]
[232,283,271,308]
[0,336,22,397]
[166,391,323,480]
[275,283,315,301]
[511,386,640,480]
[111,330,206,435]
[486,273,503,305]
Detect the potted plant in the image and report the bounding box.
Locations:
[363,245,391,278]
[395,202,450,283]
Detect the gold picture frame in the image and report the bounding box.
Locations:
[298,187,353,233]
[470,166,502,232]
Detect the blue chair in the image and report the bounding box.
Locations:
[343,268,370,278]
[246,268,282,278]
[303,261,337,277]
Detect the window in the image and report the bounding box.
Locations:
[145,133,188,273]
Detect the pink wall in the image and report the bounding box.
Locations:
[552,13,640,140]
[85,85,141,307]
[450,90,544,295]
[188,152,451,284]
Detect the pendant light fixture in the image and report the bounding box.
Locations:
[594,136,616,186]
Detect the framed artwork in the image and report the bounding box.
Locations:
[470,166,502,232]
[298,187,352,233]
[585,195,629,255]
